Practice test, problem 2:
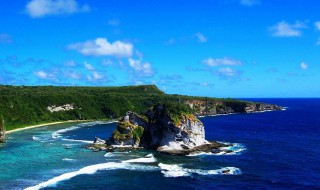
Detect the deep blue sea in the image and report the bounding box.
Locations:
[0,99,319,190]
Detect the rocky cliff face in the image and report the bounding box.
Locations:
[107,104,210,153]
[185,99,283,116]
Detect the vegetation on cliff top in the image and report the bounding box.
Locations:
[0,85,271,131]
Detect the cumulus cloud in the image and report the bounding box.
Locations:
[216,67,239,77]
[315,21,320,30]
[203,57,242,66]
[68,38,133,57]
[34,70,55,80]
[87,71,105,81]
[270,21,307,37]
[0,34,13,44]
[128,58,154,77]
[300,62,308,70]
[239,0,260,6]
[25,0,90,18]
[195,33,207,43]
[84,61,94,70]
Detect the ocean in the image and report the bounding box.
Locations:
[0,99,319,190]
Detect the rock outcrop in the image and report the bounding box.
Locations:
[47,104,75,113]
[104,104,225,155]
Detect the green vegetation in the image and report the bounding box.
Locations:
[132,126,144,141]
[0,85,253,131]
[160,102,192,125]
[112,121,144,142]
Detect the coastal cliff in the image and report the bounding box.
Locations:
[87,104,215,155]
[107,104,212,153]
[184,99,283,116]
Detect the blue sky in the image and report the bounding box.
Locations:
[0,0,319,97]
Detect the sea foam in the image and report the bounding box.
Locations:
[24,154,158,190]
[158,163,242,177]
[51,126,80,139]
[122,154,157,163]
[61,138,93,144]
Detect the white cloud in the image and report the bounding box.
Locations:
[0,34,12,44]
[128,58,154,77]
[300,62,308,70]
[68,38,133,57]
[84,61,94,70]
[239,0,260,6]
[217,67,238,76]
[25,0,90,18]
[315,21,320,31]
[203,57,242,66]
[88,71,105,81]
[195,33,207,43]
[270,21,307,37]
[34,70,55,79]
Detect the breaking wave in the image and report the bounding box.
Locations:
[24,154,158,190]
[51,126,80,139]
[62,138,93,144]
[122,154,157,163]
[25,153,241,190]
[62,158,75,162]
[158,163,242,177]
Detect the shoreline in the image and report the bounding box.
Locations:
[5,120,91,134]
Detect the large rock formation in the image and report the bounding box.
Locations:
[105,104,224,155]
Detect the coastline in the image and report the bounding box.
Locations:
[5,120,91,134]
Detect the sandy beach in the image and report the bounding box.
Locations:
[5,120,88,134]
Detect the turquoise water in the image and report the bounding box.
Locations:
[0,121,243,190]
[0,122,114,189]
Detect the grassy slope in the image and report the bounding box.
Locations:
[0,85,251,130]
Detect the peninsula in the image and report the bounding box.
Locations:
[0,85,282,134]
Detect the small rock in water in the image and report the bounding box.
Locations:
[222,169,230,174]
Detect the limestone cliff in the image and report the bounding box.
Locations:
[184,99,283,116]
[106,104,212,154]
